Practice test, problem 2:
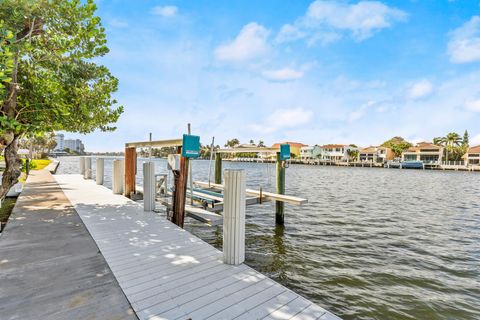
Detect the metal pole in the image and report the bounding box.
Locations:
[207,137,215,187]
[149,132,152,159]
[188,123,193,206]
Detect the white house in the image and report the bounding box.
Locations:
[319,144,357,162]
[300,145,322,160]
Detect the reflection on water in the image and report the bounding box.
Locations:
[57,156,480,320]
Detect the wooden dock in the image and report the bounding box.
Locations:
[55,174,340,320]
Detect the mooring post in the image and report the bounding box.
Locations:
[143,161,156,212]
[215,152,222,184]
[112,159,124,195]
[84,157,92,179]
[96,158,104,185]
[124,147,137,197]
[223,169,246,265]
[79,156,85,175]
[172,147,188,228]
[276,152,285,225]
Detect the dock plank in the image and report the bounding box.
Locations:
[54,174,338,320]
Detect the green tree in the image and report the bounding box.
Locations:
[0,0,122,199]
[224,138,240,148]
[381,136,412,158]
[257,140,265,147]
[463,130,469,146]
[435,132,462,162]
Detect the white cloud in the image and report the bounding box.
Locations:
[347,100,376,123]
[408,80,433,99]
[464,98,480,112]
[448,16,480,63]
[250,108,313,133]
[215,23,270,62]
[276,0,407,45]
[261,68,304,81]
[152,5,178,17]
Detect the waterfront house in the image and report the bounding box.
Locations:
[319,144,357,162]
[358,146,395,163]
[401,142,443,163]
[272,142,307,158]
[462,145,480,165]
[300,145,322,161]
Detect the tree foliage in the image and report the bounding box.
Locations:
[0,0,122,199]
[381,136,412,157]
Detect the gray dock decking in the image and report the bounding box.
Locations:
[0,171,137,320]
[55,174,340,320]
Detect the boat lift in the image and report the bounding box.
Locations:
[123,136,307,228]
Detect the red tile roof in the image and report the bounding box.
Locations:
[271,142,307,148]
[468,145,480,153]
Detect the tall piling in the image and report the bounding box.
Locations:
[79,156,85,175]
[215,153,222,184]
[84,157,92,179]
[172,147,188,228]
[112,159,124,195]
[96,158,104,185]
[223,169,246,265]
[143,161,156,212]
[124,147,136,197]
[276,152,285,225]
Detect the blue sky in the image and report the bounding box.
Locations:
[66,0,480,151]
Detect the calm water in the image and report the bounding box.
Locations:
[57,156,480,320]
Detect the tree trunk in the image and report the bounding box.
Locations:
[0,134,22,200]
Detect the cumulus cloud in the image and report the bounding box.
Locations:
[448,16,480,63]
[464,98,480,112]
[250,108,313,133]
[276,0,407,45]
[152,5,178,17]
[214,23,270,62]
[408,80,433,99]
[261,68,304,81]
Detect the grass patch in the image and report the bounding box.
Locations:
[31,159,52,170]
[0,198,16,232]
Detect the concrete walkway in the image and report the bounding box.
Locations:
[0,170,137,320]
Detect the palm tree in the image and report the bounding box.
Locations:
[435,132,462,162]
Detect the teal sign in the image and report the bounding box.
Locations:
[182,134,200,158]
[280,144,291,160]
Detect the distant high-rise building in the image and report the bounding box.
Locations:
[64,139,85,154]
[54,134,64,151]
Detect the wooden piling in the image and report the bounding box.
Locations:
[276,152,285,225]
[124,147,136,198]
[79,156,85,175]
[215,152,222,184]
[143,161,156,212]
[172,147,188,228]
